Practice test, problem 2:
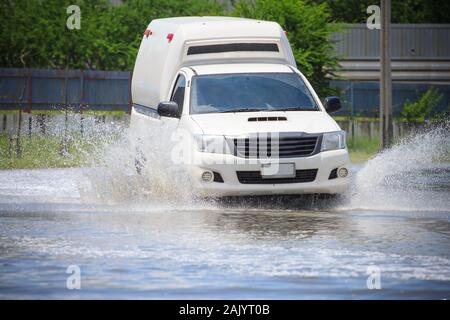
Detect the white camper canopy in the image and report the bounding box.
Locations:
[132,16,296,109]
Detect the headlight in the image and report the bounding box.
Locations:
[194,134,232,154]
[321,131,346,152]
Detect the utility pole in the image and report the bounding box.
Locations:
[380,0,393,148]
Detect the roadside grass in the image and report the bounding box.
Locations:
[0,133,99,169]
[333,116,379,122]
[346,136,380,163]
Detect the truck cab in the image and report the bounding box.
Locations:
[131,17,350,196]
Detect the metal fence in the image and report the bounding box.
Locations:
[331,80,450,117]
[0,68,132,113]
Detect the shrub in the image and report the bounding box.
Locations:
[400,88,443,122]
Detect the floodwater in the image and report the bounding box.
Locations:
[0,126,449,299]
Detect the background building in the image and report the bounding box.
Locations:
[331,24,450,117]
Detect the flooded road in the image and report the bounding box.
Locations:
[0,163,449,299]
[0,123,449,299]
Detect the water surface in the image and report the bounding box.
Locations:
[0,164,449,299]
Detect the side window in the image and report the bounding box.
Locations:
[170,74,186,115]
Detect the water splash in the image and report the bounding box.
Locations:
[85,118,450,212]
[16,112,449,211]
[346,123,450,212]
[82,119,195,205]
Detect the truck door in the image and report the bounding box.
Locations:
[170,73,186,116]
[157,72,186,127]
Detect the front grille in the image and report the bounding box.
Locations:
[231,133,320,158]
[236,169,318,184]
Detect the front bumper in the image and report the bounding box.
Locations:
[187,149,350,196]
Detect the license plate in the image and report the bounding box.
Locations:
[261,163,295,178]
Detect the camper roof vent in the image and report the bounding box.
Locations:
[187,43,279,55]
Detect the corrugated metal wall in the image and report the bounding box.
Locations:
[332,24,450,59]
[0,69,131,112]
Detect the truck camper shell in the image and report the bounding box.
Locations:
[132,17,296,109]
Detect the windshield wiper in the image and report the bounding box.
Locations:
[220,108,264,113]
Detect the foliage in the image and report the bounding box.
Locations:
[1,0,448,74]
[400,88,444,122]
[233,0,341,96]
[0,0,225,70]
[0,0,110,69]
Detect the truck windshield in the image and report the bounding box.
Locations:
[190,72,319,114]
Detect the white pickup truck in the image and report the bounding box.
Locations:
[131,16,349,196]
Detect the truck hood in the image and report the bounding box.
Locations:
[189,111,340,136]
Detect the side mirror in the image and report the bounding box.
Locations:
[324,96,341,113]
[157,101,179,118]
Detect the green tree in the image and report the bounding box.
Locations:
[0,0,112,69]
[233,0,340,96]
[0,0,225,70]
